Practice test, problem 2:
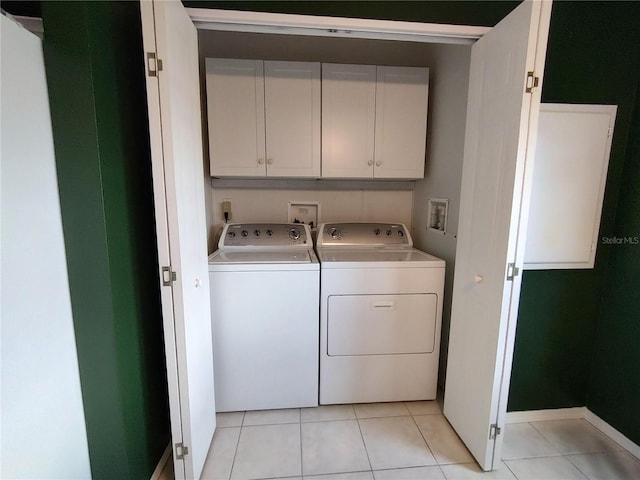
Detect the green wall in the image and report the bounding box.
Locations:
[588,79,640,444]
[42,2,170,478]
[508,1,640,424]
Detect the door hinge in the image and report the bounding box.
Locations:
[506,263,520,281]
[525,71,539,93]
[147,52,163,77]
[175,442,189,460]
[489,424,502,440]
[608,127,613,137]
[162,266,177,286]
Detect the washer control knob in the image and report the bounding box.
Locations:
[266,229,273,237]
[228,231,236,238]
[398,230,404,237]
[289,228,301,240]
[386,229,392,236]
[254,229,261,237]
[241,230,248,237]
[328,227,340,240]
[373,228,381,236]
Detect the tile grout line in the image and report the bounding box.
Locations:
[561,453,595,480]
[226,411,245,480]
[409,411,440,467]
[527,420,565,455]
[298,410,304,479]
[501,457,522,480]
[355,416,375,475]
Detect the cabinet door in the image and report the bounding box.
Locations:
[206,58,266,177]
[524,104,616,270]
[374,66,429,179]
[264,61,321,177]
[322,63,377,178]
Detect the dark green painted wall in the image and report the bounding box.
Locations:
[184,0,519,26]
[508,1,640,428]
[588,79,640,444]
[42,2,170,478]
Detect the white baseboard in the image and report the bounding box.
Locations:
[506,407,588,424]
[505,407,639,461]
[586,410,640,461]
[150,444,172,480]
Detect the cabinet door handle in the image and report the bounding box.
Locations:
[257,158,264,165]
[367,160,373,166]
[375,161,382,167]
[267,158,274,165]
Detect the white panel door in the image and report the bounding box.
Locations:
[264,61,321,177]
[524,104,616,269]
[443,0,551,471]
[374,66,429,179]
[140,2,216,479]
[322,63,377,178]
[206,58,266,177]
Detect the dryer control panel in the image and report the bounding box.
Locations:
[219,223,311,249]
[317,223,412,247]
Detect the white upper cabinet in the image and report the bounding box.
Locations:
[322,64,429,179]
[206,58,266,177]
[264,61,321,178]
[374,67,429,179]
[206,58,320,178]
[322,63,377,178]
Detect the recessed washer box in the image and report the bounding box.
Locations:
[288,201,320,228]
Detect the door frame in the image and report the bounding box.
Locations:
[161,2,547,472]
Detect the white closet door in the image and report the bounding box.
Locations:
[206,58,266,177]
[264,61,321,177]
[374,66,429,179]
[444,0,551,471]
[140,2,216,479]
[322,63,377,178]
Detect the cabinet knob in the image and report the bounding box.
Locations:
[474,274,483,283]
[375,161,382,167]
[267,158,274,165]
[257,158,264,165]
[367,160,373,166]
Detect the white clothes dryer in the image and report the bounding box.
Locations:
[208,223,319,412]
[316,222,445,405]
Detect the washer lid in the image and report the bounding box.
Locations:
[317,248,445,268]
[210,250,312,264]
[208,249,319,271]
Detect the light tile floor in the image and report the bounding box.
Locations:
[168,402,640,480]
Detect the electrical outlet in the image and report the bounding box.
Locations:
[288,201,320,229]
[222,200,232,222]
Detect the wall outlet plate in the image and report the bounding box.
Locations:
[288,201,320,229]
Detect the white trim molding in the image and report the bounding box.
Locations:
[586,410,640,461]
[506,408,640,461]
[506,407,588,424]
[150,444,172,480]
[187,8,490,45]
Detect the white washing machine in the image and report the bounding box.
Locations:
[208,223,319,412]
[316,222,445,405]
